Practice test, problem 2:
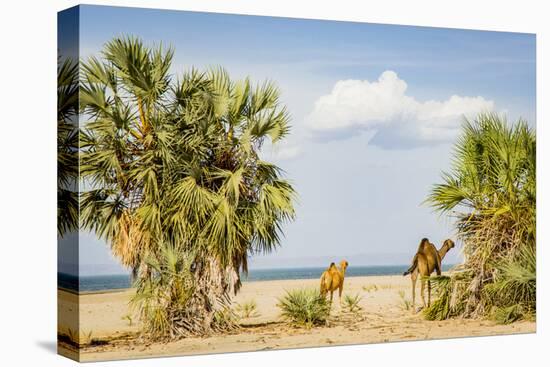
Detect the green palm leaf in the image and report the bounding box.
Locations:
[79,36,297,338]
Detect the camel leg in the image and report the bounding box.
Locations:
[330,291,333,307]
[427,280,431,307]
[338,285,344,308]
[420,279,426,308]
[411,273,417,313]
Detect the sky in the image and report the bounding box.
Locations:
[58,5,536,275]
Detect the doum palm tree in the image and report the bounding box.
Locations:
[80,37,296,338]
[57,56,79,237]
[426,113,535,319]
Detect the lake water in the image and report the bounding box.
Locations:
[58,264,454,292]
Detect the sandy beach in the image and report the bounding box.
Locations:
[58,274,535,362]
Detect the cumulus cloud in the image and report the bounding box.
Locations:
[305,71,495,147]
[260,140,302,161]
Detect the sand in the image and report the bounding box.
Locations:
[58,275,535,362]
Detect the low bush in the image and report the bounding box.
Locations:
[277,288,330,327]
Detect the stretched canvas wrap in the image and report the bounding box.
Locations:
[57,4,537,362]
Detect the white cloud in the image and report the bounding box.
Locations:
[272,145,301,160]
[305,71,495,147]
[260,140,302,161]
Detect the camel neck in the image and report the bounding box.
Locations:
[340,267,346,277]
[438,245,449,259]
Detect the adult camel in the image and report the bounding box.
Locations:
[403,238,455,312]
[320,260,349,306]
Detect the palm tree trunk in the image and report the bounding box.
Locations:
[169,256,241,337]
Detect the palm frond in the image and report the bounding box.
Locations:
[80,36,297,339]
[425,113,535,320]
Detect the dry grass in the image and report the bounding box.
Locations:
[342,293,363,314]
[398,290,412,311]
[362,284,378,292]
[235,300,260,319]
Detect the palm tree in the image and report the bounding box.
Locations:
[57,56,79,236]
[80,37,296,337]
[425,113,535,319]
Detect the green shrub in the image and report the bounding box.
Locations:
[425,245,536,322]
[485,244,536,310]
[491,305,524,325]
[423,276,452,320]
[277,289,330,327]
[343,293,363,314]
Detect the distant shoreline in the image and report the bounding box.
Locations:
[57,286,132,296]
[59,264,458,293]
[58,273,391,295]
[57,273,394,296]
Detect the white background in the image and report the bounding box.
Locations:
[0,0,547,365]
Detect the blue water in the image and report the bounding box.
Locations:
[59,264,454,292]
[58,273,132,293]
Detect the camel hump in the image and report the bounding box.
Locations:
[417,238,430,253]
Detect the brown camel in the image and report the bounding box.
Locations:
[403,238,455,312]
[320,260,349,306]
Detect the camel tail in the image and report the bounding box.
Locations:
[403,254,418,276]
